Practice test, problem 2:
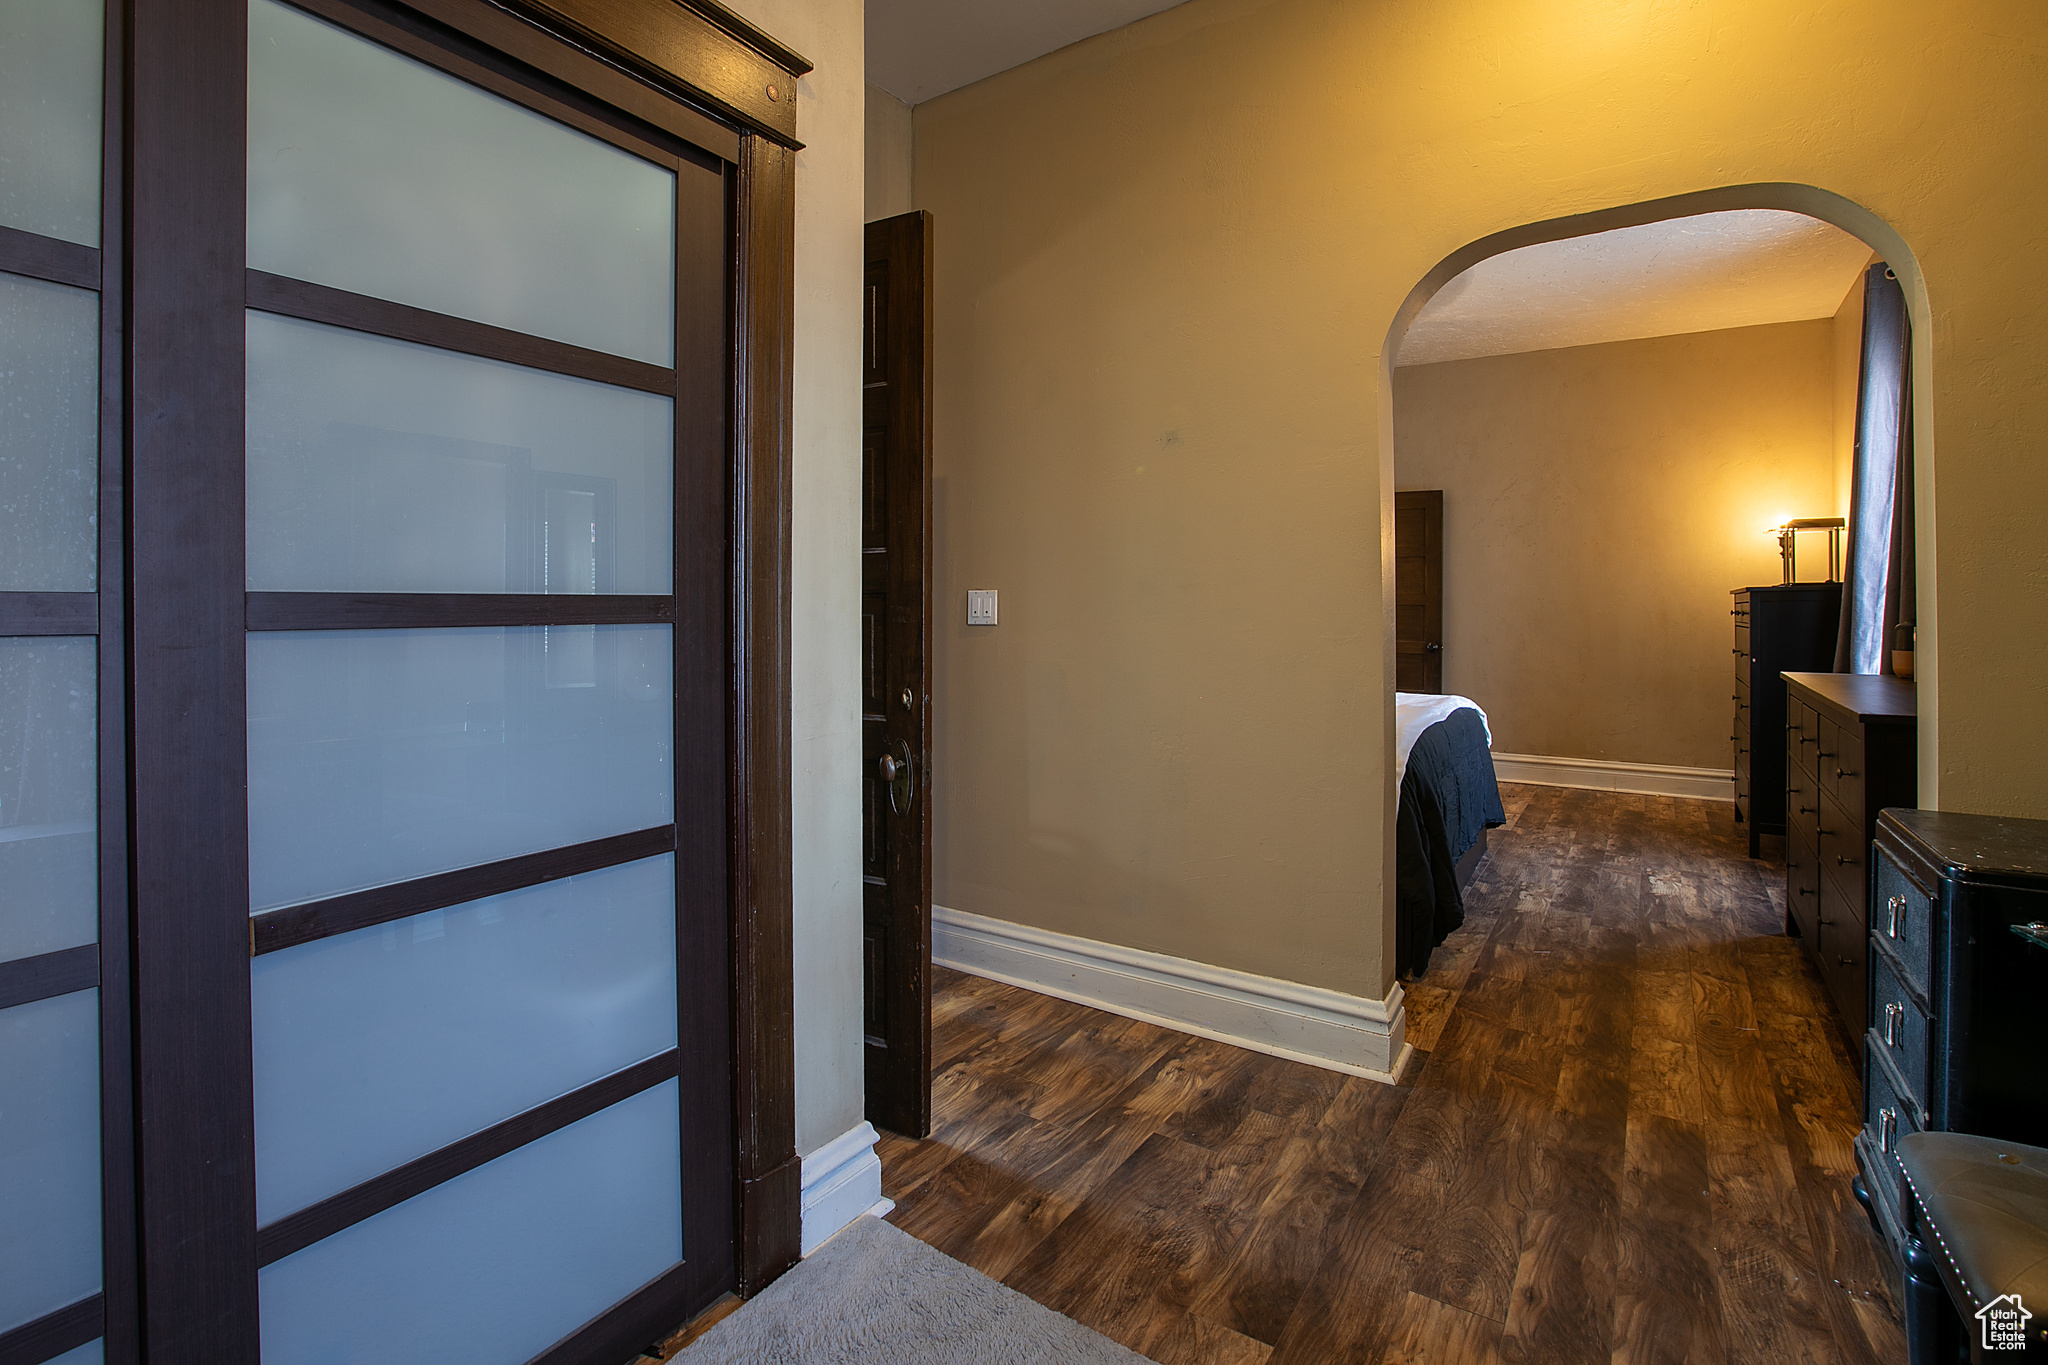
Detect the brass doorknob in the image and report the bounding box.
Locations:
[879,754,901,781]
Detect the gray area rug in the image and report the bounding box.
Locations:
[677,1216,1151,1364]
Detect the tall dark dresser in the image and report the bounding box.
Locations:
[1731,584,1842,856]
[1854,811,2048,1264]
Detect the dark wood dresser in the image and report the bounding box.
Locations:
[1782,671,1916,1054]
[1731,584,1841,856]
[1854,811,2048,1264]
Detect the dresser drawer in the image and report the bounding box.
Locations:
[1868,946,1930,1110]
[1791,701,1820,781]
[1863,1044,1924,1229]
[1873,845,1935,1000]
[1816,716,1843,800]
[1786,829,1821,941]
[1824,730,1867,815]
[1786,762,1820,837]
[1817,787,1867,892]
[1817,875,1868,1042]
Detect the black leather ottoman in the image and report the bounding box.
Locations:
[1898,1131,2048,1361]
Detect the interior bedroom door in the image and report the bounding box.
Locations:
[233,0,732,1357]
[1394,489,1444,693]
[861,210,932,1139]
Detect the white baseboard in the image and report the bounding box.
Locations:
[932,906,1411,1084]
[799,1120,893,1256]
[1490,751,1734,802]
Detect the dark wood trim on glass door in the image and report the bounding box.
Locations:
[0,593,97,636]
[245,592,676,631]
[0,1294,103,1365]
[255,1050,683,1266]
[729,132,800,1295]
[94,0,139,1353]
[671,148,737,1315]
[504,0,809,147]
[349,0,739,162]
[127,0,261,1357]
[0,223,98,290]
[0,944,99,1012]
[245,271,678,395]
[524,1262,699,1365]
[250,826,678,954]
[290,0,736,167]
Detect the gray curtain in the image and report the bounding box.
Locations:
[1835,263,1915,674]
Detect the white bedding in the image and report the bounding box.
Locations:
[1395,691,1493,789]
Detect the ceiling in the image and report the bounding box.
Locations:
[1396,210,1874,367]
[866,0,1189,105]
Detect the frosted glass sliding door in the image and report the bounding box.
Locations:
[0,1,113,1362]
[244,3,705,1359]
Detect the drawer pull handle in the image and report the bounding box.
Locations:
[1837,855,1858,866]
[1801,736,1816,745]
[1887,894,1906,938]
[1836,768,1857,779]
[1818,914,1833,924]
[1798,805,1816,815]
[1884,1002,1903,1047]
[1817,829,1835,838]
[1798,887,1815,898]
[1880,1108,1898,1153]
[1817,750,1834,759]
[1839,955,1856,967]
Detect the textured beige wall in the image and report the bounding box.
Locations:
[916,0,2048,1000]
[864,82,914,221]
[723,0,865,1157]
[1393,321,1835,770]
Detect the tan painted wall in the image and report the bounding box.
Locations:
[865,82,914,221]
[1393,321,1836,770]
[1831,265,1870,520]
[723,0,865,1157]
[915,0,2048,997]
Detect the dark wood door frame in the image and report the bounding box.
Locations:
[114,3,809,1364]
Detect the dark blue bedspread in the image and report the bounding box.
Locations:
[1396,706,1506,980]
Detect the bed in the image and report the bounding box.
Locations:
[1395,691,1506,980]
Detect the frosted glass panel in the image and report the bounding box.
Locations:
[247,0,674,365]
[0,0,102,246]
[245,312,672,594]
[0,990,102,1333]
[259,1081,683,1365]
[247,626,672,910]
[0,637,97,964]
[0,272,99,592]
[252,855,677,1222]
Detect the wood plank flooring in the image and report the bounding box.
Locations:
[878,784,1904,1364]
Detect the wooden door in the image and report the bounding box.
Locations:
[862,211,932,1138]
[1394,490,1444,693]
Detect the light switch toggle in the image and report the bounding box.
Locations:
[967,589,998,626]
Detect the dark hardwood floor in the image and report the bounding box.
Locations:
[877,784,1904,1364]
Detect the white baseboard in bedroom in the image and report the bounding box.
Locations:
[932,906,1412,1085]
[799,1120,893,1257]
[1490,751,1734,802]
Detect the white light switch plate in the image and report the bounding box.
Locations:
[966,589,998,625]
